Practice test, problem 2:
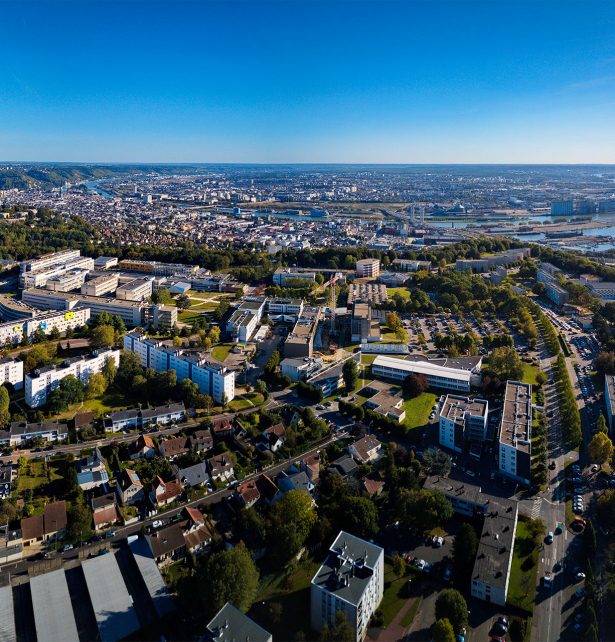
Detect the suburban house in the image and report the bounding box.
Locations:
[76,447,109,491]
[158,436,189,460]
[235,480,261,509]
[300,453,321,483]
[189,429,213,453]
[150,476,183,507]
[277,470,315,495]
[329,454,358,478]
[91,493,120,532]
[174,462,210,488]
[147,510,213,566]
[211,417,233,439]
[349,435,382,464]
[207,453,234,482]
[129,434,156,461]
[116,468,144,506]
[256,474,283,505]
[20,501,67,548]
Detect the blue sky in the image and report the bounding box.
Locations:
[1,0,615,162]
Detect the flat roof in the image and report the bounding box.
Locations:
[499,380,532,453]
[606,375,615,420]
[441,395,488,424]
[129,538,176,619]
[82,551,141,642]
[30,568,79,642]
[372,355,471,382]
[0,583,16,642]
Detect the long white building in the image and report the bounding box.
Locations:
[0,307,90,347]
[20,249,81,274]
[311,531,384,642]
[123,331,235,403]
[372,355,477,392]
[25,348,120,408]
[20,256,95,288]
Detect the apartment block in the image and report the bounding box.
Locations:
[0,358,24,390]
[0,307,90,347]
[25,348,121,408]
[311,531,384,642]
[498,381,532,485]
[439,395,488,453]
[123,331,235,403]
[355,258,380,279]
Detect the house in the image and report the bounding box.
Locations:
[0,462,12,498]
[91,493,120,531]
[255,474,282,505]
[150,476,183,507]
[158,436,189,460]
[189,429,213,453]
[235,480,261,509]
[362,478,385,497]
[329,454,358,478]
[174,462,210,488]
[21,501,67,548]
[207,453,234,482]
[277,471,315,495]
[349,435,382,464]
[116,468,144,506]
[205,602,272,642]
[129,434,156,461]
[0,421,68,447]
[76,447,110,491]
[69,411,95,433]
[211,417,233,439]
[300,453,320,483]
[147,523,186,566]
[141,403,185,428]
[260,423,286,453]
[183,514,213,556]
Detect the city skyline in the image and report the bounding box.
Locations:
[1,0,615,163]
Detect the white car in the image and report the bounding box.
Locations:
[576,572,586,581]
[152,520,163,529]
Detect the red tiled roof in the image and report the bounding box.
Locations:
[93,504,120,528]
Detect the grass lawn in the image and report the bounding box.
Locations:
[212,343,233,362]
[400,595,422,628]
[521,362,542,386]
[48,389,133,421]
[380,562,412,626]
[380,330,402,343]
[162,560,192,591]
[386,287,410,300]
[508,519,541,613]
[403,392,437,430]
[228,397,252,411]
[249,558,320,640]
[178,310,204,325]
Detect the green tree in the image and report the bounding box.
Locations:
[487,346,524,382]
[90,324,115,349]
[208,326,221,343]
[433,618,456,642]
[452,523,478,589]
[393,554,406,578]
[321,611,354,642]
[176,294,191,309]
[86,372,107,399]
[48,375,85,412]
[596,414,608,434]
[342,359,358,392]
[402,373,428,398]
[0,385,10,428]
[339,496,379,539]
[588,431,614,465]
[422,448,452,476]
[102,357,117,386]
[116,351,143,387]
[202,544,259,615]
[435,589,468,633]
[68,493,93,542]
[399,489,453,531]
[385,311,402,332]
[269,490,316,562]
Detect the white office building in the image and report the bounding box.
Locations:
[123,331,235,403]
[116,278,153,302]
[20,256,95,289]
[25,348,120,408]
[498,381,532,485]
[81,273,120,297]
[439,395,489,453]
[355,258,380,278]
[372,356,476,392]
[311,531,384,642]
[20,249,81,274]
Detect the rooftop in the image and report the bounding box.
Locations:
[499,380,532,453]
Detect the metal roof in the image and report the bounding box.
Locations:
[30,568,79,642]
[372,355,472,382]
[0,584,16,642]
[129,537,176,619]
[82,552,141,642]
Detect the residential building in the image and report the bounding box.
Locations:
[189,429,214,453]
[76,447,110,490]
[423,476,489,517]
[235,480,260,508]
[284,307,322,358]
[207,452,234,482]
[311,531,384,642]
[439,395,489,453]
[123,331,235,403]
[606,374,615,434]
[116,468,144,505]
[550,200,574,216]
[0,357,23,390]
[355,258,380,278]
[349,435,383,464]
[104,402,185,432]
[152,304,178,330]
[150,476,183,506]
[362,381,406,422]
[158,436,189,460]
[544,280,569,306]
[91,493,120,532]
[498,381,532,485]
[25,347,121,408]
[204,602,272,642]
[20,501,67,547]
[129,434,156,460]
[0,306,90,346]
[372,355,477,392]
[0,421,67,447]
[175,462,210,488]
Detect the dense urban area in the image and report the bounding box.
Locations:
[1,164,615,642]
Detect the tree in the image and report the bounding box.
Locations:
[583,518,597,557]
[48,375,85,412]
[385,312,402,332]
[588,432,614,465]
[422,448,452,476]
[398,489,453,531]
[90,324,115,349]
[402,373,428,398]
[393,554,406,578]
[0,386,10,428]
[435,589,468,633]
[86,372,107,399]
[320,611,354,642]
[176,294,190,309]
[452,523,478,589]
[269,490,316,562]
[202,544,259,615]
[596,414,608,434]
[342,359,358,392]
[487,346,524,382]
[339,496,379,539]
[116,351,143,387]
[535,371,547,386]
[68,493,93,542]
[208,326,221,343]
[102,357,117,386]
[433,618,456,642]
[597,490,615,529]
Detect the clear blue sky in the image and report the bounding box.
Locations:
[1,0,615,163]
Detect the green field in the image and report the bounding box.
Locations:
[508,519,541,613]
[178,310,204,325]
[521,362,542,385]
[402,392,437,430]
[380,562,413,626]
[212,343,233,362]
[228,393,265,412]
[386,287,411,300]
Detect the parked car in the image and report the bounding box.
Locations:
[62,544,74,553]
[546,531,554,544]
[152,520,163,529]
